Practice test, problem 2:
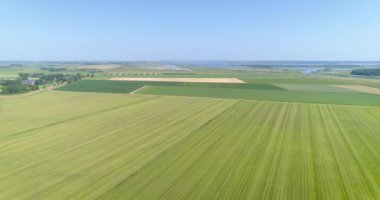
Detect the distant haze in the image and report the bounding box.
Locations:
[1,0,380,61]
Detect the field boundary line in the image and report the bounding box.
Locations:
[130,85,149,94]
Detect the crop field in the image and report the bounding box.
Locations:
[334,85,380,95]
[57,80,285,93]
[76,64,120,70]
[1,91,380,199]
[57,78,380,106]
[137,86,380,106]
[243,77,380,88]
[110,77,246,83]
[0,68,30,80]
[3,64,380,199]
[275,84,358,93]
[57,80,145,93]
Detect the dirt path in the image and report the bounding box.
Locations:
[130,86,149,94]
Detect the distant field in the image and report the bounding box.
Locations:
[76,64,120,70]
[243,77,380,87]
[243,78,350,84]
[0,68,33,80]
[110,77,245,83]
[276,84,358,93]
[0,75,18,80]
[57,80,144,93]
[1,92,380,199]
[334,85,380,95]
[57,80,285,93]
[137,86,380,106]
[57,80,380,106]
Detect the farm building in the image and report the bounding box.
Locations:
[21,79,35,85]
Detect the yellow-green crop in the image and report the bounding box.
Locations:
[1,91,380,199]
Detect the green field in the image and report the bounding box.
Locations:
[137,86,380,106]
[275,84,358,93]
[57,80,285,93]
[1,91,380,199]
[57,80,380,106]
[243,77,380,88]
[2,63,380,199]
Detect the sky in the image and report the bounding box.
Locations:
[0,0,379,61]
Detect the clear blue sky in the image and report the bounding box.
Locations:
[0,0,379,61]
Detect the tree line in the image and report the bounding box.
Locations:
[351,69,380,76]
[0,80,39,94]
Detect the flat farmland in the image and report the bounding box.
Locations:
[1,91,380,199]
[275,84,358,93]
[57,80,380,106]
[137,86,380,106]
[57,80,284,94]
[334,85,380,95]
[110,77,246,83]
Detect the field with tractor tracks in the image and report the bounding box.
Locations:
[1,91,380,199]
